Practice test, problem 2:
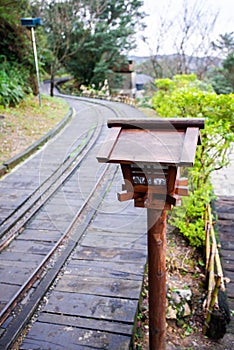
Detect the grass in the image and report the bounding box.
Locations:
[0,94,69,165]
[138,106,158,118]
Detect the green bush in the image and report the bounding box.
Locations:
[152,74,234,247]
[0,57,31,107]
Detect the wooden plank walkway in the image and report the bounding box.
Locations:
[0,95,149,349]
[216,196,234,335]
[19,168,147,350]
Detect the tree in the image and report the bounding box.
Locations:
[223,52,234,90]
[138,0,219,79]
[0,0,30,61]
[64,0,145,89]
[207,68,233,95]
[173,1,218,77]
[0,0,40,100]
[30,0,85,96]
[207,32,234,94]
[211,32,234,58]
[32,0,145,95]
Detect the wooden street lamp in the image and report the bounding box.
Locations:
[97,118,204,350]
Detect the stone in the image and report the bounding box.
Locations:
[175,289,192,301]
[167,305,177,319]
[182,302,191,317]
[166,287,192,319]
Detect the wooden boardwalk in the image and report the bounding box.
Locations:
[0,96,148,350]
[216,196,234,335]
[18,168,147,350]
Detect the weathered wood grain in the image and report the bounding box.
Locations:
[107,118,205,130]
[44,291,138,323]
[38,312,133,335]
[20,321,131,350]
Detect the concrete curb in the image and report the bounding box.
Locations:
[0,107,74,178]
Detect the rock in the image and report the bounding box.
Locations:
[171,292,181,305]
[182,302,191,317]
[167,305,177,319]
[176,289,192,301]
[166,287,192,319]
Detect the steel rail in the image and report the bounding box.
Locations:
[0,123,96,239]
[0,103,108,251]
[0,95,135,349]
[0,95,127,243]
[0,109,106,321]
[0,163,118,350]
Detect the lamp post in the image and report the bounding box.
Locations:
[97,118,204,349]
[21,18,42,107]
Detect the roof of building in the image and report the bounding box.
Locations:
[136,74,154,85]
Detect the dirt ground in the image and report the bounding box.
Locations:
[0,95,68,165]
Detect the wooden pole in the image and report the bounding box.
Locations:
[31,27,42,107]
[147,207,167,350]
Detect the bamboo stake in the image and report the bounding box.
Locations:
[205,220,211,272]
[204,205,210,272]
[207,205,225,291]
[206,237,216,313]
[203,276,221,335]
[204,202,226,328]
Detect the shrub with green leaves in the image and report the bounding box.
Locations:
[0,56,32,107]
[152,74,234,247]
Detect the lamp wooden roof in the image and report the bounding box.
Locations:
[97,118,204,167]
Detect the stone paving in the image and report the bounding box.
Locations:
[211,145,234,196]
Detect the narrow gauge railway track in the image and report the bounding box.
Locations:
[0,117,105,315]
[0,163,118,350]
[0,105,107,305]
[0,97,137,349]
[0,119,98,249]
[0,86,135,245]
[0,93,125,246]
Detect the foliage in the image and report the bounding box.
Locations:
[0,1,32,62]
[208,32,234,94]
[152,74,234,247]
[1,0,145,99]
[32,0,145,94]
[171,184,214,247]
[0,6,24,61]
[208,52,234,94]
[223,51,234,90]
[211,32,234,57]
[65,0,145,88]
[207,68,233,95]
[0,57,32,107]
[0,0,43,97]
